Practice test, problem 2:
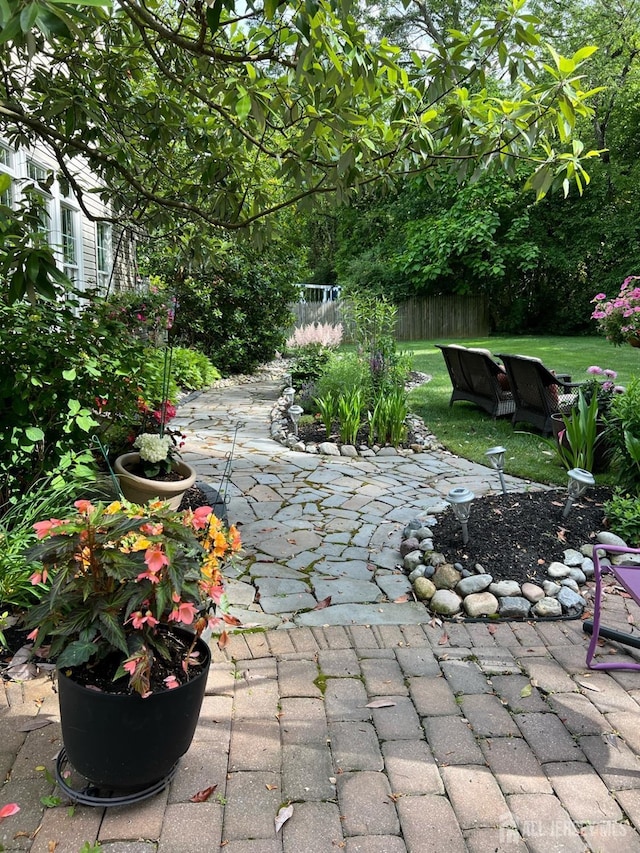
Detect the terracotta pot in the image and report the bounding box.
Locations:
[114,452,196,510]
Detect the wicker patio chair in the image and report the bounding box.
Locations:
[496,353,584,435]
[436,344,515,418]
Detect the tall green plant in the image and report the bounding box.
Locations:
[553,391,601,471]
[607,377,640,494]
[369,389,408,446]
[314,391,338,440]
[337,389,364,445]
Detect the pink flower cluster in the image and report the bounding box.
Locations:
[592,276,640,345]
[286,322,343,349]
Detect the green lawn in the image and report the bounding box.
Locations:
[406,335,640,486]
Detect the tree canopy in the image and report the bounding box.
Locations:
[1,0,601,241]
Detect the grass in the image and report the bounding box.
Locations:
[405,335,640,487]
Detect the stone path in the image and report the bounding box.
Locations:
[3,366,640,853]
[175,366,535,630]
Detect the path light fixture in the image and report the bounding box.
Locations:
[562,467,596,518]
[446,487,475,545]
[288,404,304,436]
[283,387,295,406]
[485,445,507,495]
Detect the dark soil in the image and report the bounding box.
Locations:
[431,487,613,586]
[296,420,424,447]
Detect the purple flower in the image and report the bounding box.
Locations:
[592,293,606,301]
[603,369,617,379]
[586,366,603,375]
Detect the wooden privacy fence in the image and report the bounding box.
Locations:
[287,295,489,341]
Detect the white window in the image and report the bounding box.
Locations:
[96,222,113,291]
[25,157,53,240]
[60,203,79,283]
[0,143,14,207]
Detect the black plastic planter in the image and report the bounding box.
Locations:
[57,628,211,793]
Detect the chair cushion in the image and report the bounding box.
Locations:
[496,368,510,392]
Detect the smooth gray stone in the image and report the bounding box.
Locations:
[547,562,571,579]
[432,564,462,590]
[415,526,434,541]
[294,602,429,626]
[557,586,586,614]
[456,574,493,596]
[543,580,562,596]
[532,596,562,617]
[489,580,522,598]
[311,560,372,580]
[400,537,420,558]
[318,441,341,456]
[464,591,499,617]
[403,550,424,572]
[498,596,532,618]
[568,567,587,585]
[418,539,434,553]
[408,566,426,583]
[581,558,595,578]
[429,589,462,616]
[563,548,584,567]
[597,531,628,547]
[561,578,580,593]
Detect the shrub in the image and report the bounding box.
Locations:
[171,348,220,390]
[0,292,148,504]
[592,277,640,346]
[604,493,640,546]
[315,352,372,402]
[607,377,640,494]
[290,344,332,386]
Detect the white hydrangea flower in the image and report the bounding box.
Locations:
[134,433,173,463]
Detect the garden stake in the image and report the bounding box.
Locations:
[91,435,124,499]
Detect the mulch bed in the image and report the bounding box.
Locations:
[431,487,613,586]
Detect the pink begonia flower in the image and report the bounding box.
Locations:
[123,659,138,676]
[136,567,161,584]
[0,803,20,820]
[191,506,213,531]
[140,522,164,536]
[144,545,169,573]
[33,518,63,539]
[587,366,603,375]
[164,675,180,689]
[603,369,617,379]
[26,628,38,641]
[168,599,197,625]
[74,499,95,515]
[592,293,606,301]
[591,310,606,319]
[30,568,49,586]
[129,611,159,629]
[615,385,626,393]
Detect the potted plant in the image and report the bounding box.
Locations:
[591,276,640,346]
[25,498,241,795]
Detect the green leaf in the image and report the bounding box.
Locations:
[56,641,97,667]
[25,426,44,442]
[62,368,76,381]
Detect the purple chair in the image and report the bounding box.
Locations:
[584,543,640,671]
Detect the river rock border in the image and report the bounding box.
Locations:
[401,517,638,620]
[270,382,443,457]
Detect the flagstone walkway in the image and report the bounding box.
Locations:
[175,365,536,629]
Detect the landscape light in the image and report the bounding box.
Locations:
[485,445,507,495]
[446,487,475,545]
[288,404,304,436]
[562,467,595,518]
[283,387,295,406]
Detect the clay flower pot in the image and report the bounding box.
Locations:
[114,452,196,509]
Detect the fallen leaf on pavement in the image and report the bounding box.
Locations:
[314,597,332,610]
[438,632,449,645]
[365,699,397,709]
[275,804,293,833]
[190,785,217,802]
[17,718,53,732]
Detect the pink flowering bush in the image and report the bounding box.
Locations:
[286,322,343,350]
[583,366,625,418]
[26,499,241,696]
[591,276,640,345]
